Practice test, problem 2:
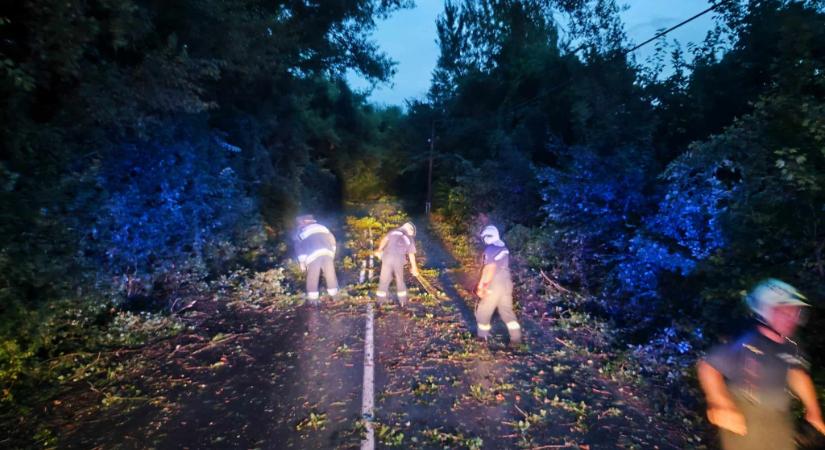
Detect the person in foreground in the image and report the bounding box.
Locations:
[697,278,825,450]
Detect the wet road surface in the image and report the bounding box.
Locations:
[36,214,699,449]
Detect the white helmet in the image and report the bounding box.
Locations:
[401,222,416,237]
[479,225,500,245]
[746,278,809,321]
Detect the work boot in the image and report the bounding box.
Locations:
[328,288,341,302]
[509,336,528,354]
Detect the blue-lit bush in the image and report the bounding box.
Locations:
[90,124,258,304]
[612,155,732,307]
[538,145,652,290]
[652,156,730,260]
[613,236,697,302]
[538,142,737,330]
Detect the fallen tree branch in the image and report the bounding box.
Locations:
[172,299,198,315]
[531,444,585,450]
[189,333,245,357]
[539,270,571,294]
[555,337,574,349]
[46,351,95,364]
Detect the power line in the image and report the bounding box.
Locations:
[626,1,726,54]
[506,0,731,114]
[425,1,732,212]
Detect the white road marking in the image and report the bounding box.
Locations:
[360,302,375,450]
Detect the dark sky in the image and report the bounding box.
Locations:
[348,0,716,106]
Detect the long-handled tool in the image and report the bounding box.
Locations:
[413,273,447,300]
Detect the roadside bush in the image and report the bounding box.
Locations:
[539,145,654,292]
[213,266,293,304]
[505,224,555,273]
[101,311,185,347]
[0,340,34,403]
[93,127,258,303]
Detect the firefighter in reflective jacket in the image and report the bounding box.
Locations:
[475,225,522,345]
[374,222,420,306]
[294,215,339,306]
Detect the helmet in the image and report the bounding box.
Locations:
[480,225,500,245]
[401,222,416,237]
[746,278,809,321]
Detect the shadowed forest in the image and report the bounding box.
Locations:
[1,0,824,448]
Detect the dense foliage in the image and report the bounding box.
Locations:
[0,0,413,405]
[2,0,825,435]
[413,0,825,358]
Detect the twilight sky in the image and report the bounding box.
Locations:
[348,0,717,107]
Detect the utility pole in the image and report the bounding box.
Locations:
[426,121,435,215]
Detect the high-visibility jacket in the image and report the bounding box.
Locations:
[295,222,336,265]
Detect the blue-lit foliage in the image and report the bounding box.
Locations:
[91,124,258,300]
[612,155,732,302]
[539,141,736,325]
[613,236,697,301]
[651,157,730,261]
[540,146,648,230]
[538,145,651,289]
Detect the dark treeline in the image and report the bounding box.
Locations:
[1,0,824,425]
[401,0,825,363]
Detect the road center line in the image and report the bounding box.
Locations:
[360,302,375,450]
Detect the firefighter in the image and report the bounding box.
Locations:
[294,215,339,306]
[475,225,521,345]
[374,222,419,306]
[697,279,825,450]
